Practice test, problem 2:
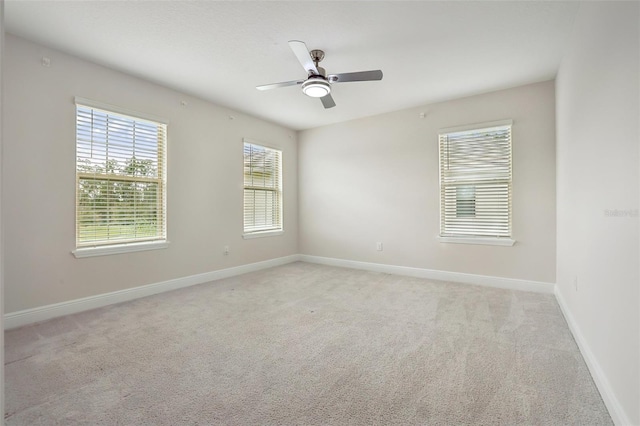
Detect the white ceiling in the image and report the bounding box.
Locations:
[5,1,579,131]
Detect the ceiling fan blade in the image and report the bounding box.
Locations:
[320,94,336,109]
[328,70,383,83]
[256,80,304,91]
[289,40,319,76]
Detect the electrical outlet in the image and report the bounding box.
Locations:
[223,246,230,256]
[376,242,383,251]
[573,276,578,291]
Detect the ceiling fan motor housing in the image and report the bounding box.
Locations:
[315,66,327,78]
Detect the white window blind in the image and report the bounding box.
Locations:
[439,121,512,238]
[75,102,167,248]
[243,141,282,234]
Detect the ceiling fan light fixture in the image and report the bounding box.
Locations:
[301,78,331,98]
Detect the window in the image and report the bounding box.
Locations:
[243,140,282,236]
[74,98,167,255]
[438,120,514,245]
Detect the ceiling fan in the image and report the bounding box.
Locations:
[256,40,383,109]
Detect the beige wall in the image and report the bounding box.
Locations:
[299,81,556,283]
[556,2,639,424]
[3,35,298,313]
[1,0,5,417]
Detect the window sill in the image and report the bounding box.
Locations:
[438,236,515,247]
[242,230,284,239]
[72,240,170,258]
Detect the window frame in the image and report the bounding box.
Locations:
[72,97,169,258]
[437,119,515,247]
[242,139,283,239]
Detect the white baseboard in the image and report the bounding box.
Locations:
[554,287,632,426]
[299,254,554,294]
[5,253,629,425]
[4,254,301,330]
[4,254,553,330]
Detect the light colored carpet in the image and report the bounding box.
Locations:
[5,262,611,425]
